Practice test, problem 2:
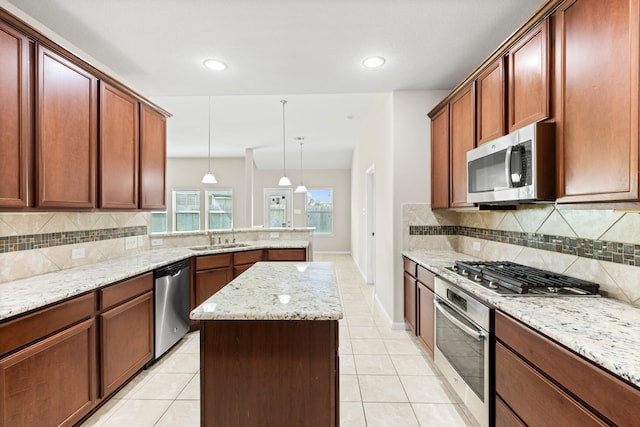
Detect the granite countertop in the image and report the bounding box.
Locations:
[402,249,640,388]
[0,240,309,322]
[190,261,343,321]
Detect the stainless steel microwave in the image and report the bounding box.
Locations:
[466,122,555,204]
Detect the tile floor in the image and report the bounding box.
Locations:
[81,253,475,426]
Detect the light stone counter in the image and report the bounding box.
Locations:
[0,241,308,322]
[403,249,640,388]
[190,262,343,321]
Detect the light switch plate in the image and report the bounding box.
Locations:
[125,236,137,249]
[71,248,85,259]
[137,235,144,246]
[151,238,163,246]
[472,241,481,251]
[270,232,280,238]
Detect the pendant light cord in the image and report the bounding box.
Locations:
[208,97,212,172]
[281,100,287,176]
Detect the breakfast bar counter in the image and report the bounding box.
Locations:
[190,261,343,427]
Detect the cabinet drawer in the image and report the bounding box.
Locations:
[416,265,434,290]
[496,343,606,426]
[99,272,153,310]
[234,249,264,265]
[266,248,306,261]
[403,257,417,277]
[196,253,233,271]
[496,311,640,426]
[0,292,95,357]
[495,395,525,427]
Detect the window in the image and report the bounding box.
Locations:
[206,190,233,230]
[306,188,333,233]
[173,190,200,231]
[151,212,167,233]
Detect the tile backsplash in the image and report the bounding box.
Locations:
[0,212,151,283]
[404,204,640,307]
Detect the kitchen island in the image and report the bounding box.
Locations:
[190,261,343,427]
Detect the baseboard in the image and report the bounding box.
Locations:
[373,293,409,330]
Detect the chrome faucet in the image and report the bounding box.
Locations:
[232,228,236,243]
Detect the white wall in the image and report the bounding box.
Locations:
[166,157,351,252]
[351,90,450,326]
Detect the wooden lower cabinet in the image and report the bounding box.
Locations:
[100,291,153,397]
[495,311,640,426]
[233,249,264,278]
[195,268,233,306]
[417,282,434,356]
[0,318,97,427]
[266,248,307,261]
[403,272,417,334]
[200,319,338,427]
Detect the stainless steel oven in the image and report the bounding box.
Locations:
[434,277,492,427]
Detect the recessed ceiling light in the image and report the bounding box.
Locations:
[203,59,227,71]
[362,56,386,69]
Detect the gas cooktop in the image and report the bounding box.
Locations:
[449,260,600,296]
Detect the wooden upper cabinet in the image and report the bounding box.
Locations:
[36,45,97,208]
[449,83,475,208]
[99,82,139,209]
[508,18,549,132]
[139,104,166,209]
[554,0,639,202]
[0,21,32,208]
[430,105,450,209]
[476,57,506,145]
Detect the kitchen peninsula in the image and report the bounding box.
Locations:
[190,262,342,427]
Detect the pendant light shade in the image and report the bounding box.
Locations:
[294,137,307,193]
[278,100,291,186]
[201,97,217,184]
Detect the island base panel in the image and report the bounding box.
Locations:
[200,319,338,427]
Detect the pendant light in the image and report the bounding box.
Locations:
[201,96,217,184]
[294,137,307,193]
[278,99,291,186]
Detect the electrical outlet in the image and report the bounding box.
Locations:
[151,238,163,246]
[71,248,85,259]
[270,232,280,238]
[472,241,481,251]
[137,235,144,246]
[125,236,137,250]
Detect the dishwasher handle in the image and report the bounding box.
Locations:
[154,259,190,279]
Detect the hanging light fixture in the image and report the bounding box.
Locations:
[294,137,307,193]
[278,99,291,186]
[201,96,217,184]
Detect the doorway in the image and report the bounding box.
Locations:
[365,165,376,284]
[264,188,293,228]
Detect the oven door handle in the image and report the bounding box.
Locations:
[434,299,486,341]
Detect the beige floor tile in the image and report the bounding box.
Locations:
[340,374,362,401]
[351,338,388,355]
[400,375,454,403]
[177,374,200,400]
[112,370,154,400]
[384,338,424,355]
[349,326,382,339]
[339,339,353,355]
[101,399,173,427]
[175,333,200,354]
[154,400,200,427]
[130,373,194,400]
[390,355,438,376]
[345,314,377,326]
[354,354,397,375]
[340,401,367,426]
[412,403,471,427]
[362,402,420,427]
[340,354,357,374]
[358,375,408,402]
[81,398,126,426]
[149,352,200,374]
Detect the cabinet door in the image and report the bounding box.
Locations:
[100,291,153,397]
[508,19,549,131]
[449,84,475,207]
[0,21,32,207]
[430,105,450,209]
[36,45,97,208]
[195,267,233,306]
[476,57,506,145]
[417,282,434,357]
[0,318,97,427]
[403,272,417,334]
[99,82,139,209]
[266,248,307,261]
[139,104,166,209]
[555,0,639,202]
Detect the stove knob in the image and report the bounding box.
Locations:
[488,281,499,289]
[474,274,483,282]
[461,269,469,276]
[452,265,459,272]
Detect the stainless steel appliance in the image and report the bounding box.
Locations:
[467,122,555,204]
[450,260,600,296]
[434,277,492,427]
[153,259,190,359]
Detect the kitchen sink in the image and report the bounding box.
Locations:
[189,243,250,251]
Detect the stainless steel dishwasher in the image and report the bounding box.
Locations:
[153,259,190,359]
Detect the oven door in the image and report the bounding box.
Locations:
[434,296,490,427]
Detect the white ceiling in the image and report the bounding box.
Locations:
[4,0,545,169]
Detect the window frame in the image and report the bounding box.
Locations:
[172,189,201,232]
[305,187,334,235]
[205,189,234,231]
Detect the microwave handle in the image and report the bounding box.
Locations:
[505,146,513,187]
